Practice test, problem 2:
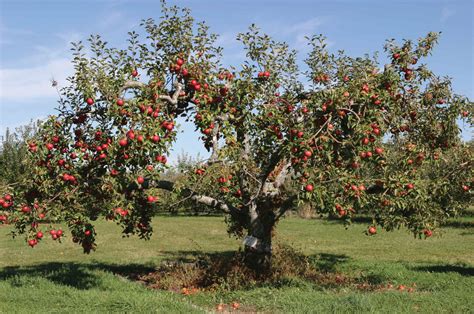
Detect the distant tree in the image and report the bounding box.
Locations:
[159,151,218,215]
[0,121,40,185]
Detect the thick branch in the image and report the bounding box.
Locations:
[159,82,183,107]
[262,161,291,196]
[208,114,229,162]
[146,180,244,218]
[237,128,252,203]
[119,80,147,95]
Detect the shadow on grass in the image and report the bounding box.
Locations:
[0,262,155,290]
[158,250,236,264]
[323,215,474,229]
[0,250,353,291]
[309,253,349,272]
[442,220,474,228]
[413,264,474,277]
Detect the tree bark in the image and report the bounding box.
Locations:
[242,204,275,273]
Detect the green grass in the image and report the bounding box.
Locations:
[1,214,473,313]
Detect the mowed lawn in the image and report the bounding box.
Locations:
[0,213,473,313]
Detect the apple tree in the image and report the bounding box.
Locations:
[1,2,472,270]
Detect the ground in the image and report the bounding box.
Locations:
[0,212,473,313]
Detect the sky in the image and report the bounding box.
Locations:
[0,0,472,163]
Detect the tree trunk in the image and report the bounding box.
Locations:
[242,204,275,273]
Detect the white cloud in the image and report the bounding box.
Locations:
[0,29,81,102]
[285,17,325,35]
[0,21,33,47]
[0,21,34,36]
[283,17,327,49]
[99,11,125,29]
[440,7,455,23]
[216,31,238,49]
[0,58,72,101]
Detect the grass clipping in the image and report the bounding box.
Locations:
[137,244,368,292]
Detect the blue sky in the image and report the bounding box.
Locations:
[0,0,472,162]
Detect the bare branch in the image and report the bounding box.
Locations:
[159,82,183,106]
[308,116,331,142]
[209,122,220,162]
[147,180,244,218]
[208,114,230,162]
[119,80,147,95]
[340,107,361,125]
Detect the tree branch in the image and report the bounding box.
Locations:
[159,82,183,107]
[209,115,228,162]
[144,180,245,219]
[263,161,291,196]
[119,80,147,95]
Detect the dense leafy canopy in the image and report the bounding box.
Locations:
[1,2,472,254]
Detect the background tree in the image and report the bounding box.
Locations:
[0,2,472,271]
[0,121,40,185]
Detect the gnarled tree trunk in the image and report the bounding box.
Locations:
[242,204,275,273]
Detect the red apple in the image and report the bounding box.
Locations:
[28,239,38,247]
[231,302,240,310]
[374,147,383,155]
[151,135,160,143]
[119,138,128,147]
[127,130,135,140]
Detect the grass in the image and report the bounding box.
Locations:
[0,214,473,313]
